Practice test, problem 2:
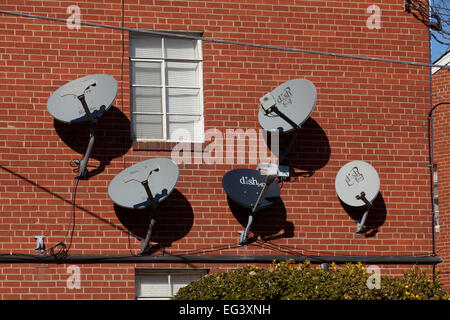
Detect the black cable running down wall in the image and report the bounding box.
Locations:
[0,254,442,265]
[428,102,450,259]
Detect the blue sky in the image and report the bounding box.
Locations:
[431,32,450,62]
[429,0,450,62]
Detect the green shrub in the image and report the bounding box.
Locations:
[172,260,450,300]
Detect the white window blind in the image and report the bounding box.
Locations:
[130,32,204,142]
[135,269,207,300]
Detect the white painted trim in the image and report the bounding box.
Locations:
[432,51,450,74]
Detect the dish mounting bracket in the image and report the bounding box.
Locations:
[355,191,373,234]
[238,163,278,246]
[124,165,161,254]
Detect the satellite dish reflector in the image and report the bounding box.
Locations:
[47,74,118,179]
[335,160,380,234]
[335,160,380,207]
[222,165,280,245]
[59,78,97,99]
[258,78,317,133]
[258,79,317,177]
[108,158,179,209]
[47,74,117,123]
[222,167,280,210]
[108,158,179,254]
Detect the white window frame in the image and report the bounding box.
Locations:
[135,268,208,300]
[130,32,204,143]
[433,163,440,232]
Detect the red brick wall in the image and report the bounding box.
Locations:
[0,0,436,299]
[432,65,450,287]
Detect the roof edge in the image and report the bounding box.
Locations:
[432,50,450,74]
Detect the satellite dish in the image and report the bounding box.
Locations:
[47,74,118,179]
[257,79,317,178]
[222,164,280,245]
[108,157,179,254]
[335,160,380,234]
[258,78,317,133]
[47,74,117,124]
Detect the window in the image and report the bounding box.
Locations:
[135,269,208,300]
[433,163,440,233]
[130,32,204,142]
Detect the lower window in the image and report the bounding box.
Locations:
[135,268,208,300]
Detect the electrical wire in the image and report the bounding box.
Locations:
[165,243,243,256]
[43,177,79,260]
[0,9,449,70]
[427,102,450,261]
[0,237,438,264]
[253,238,436,260]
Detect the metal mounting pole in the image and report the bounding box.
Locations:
[77,94,94,123]
[252,171,277,214]
[260,102,301,164]
[262,104,301,132]
[140,180,158,254]
[77,120,97,179]
[355,191,373,234]
[123,165,160,254]
[238,214,254,246]
[74,94,97,179]
[238,165,278,246]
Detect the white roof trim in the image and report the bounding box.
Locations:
[432,51,450,74]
